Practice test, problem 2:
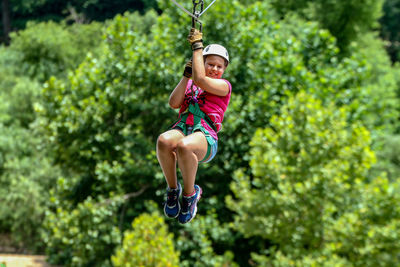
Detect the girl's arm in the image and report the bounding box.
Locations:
[192,49,229,97]
[169,77,189,109]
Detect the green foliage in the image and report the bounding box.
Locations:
[67,22,105,58]
[253,176,400,266]
[31,1,400,264]
[0,76,41,127]
[270,0,384,54]
[43,196,122,267]
[35,9,166,201]
[112,212,179,267]
[228,92,400,265]
[324,176,400,266]
[70,0,159,21]
[252,251,351,267]
[351,35,400,178]
[1,0,159,43]
[9,20,103,82]
[0,46,61,251]
[380,0,400,62]
[227,91,375,252]
[33,10,171,263]
[9,0,47,14]
[0,27,102,250]
[9,21,75,81]
[0,46,40,127]
[327,177,400,266]
[0,125,61,251]
[207,1,397,180]
[394,63,400,133]
[315,0,384,52]
[176,211,238,267]
[370,134,400,181]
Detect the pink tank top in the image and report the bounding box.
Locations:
[178,79,232,140]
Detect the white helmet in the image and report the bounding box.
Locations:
[203,44,229,66]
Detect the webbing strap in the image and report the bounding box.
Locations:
[188,103,205,119]
[187,103,217,132]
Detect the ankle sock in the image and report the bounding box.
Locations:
[184,190,196,198]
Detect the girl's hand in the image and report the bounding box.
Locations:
[183,59,193,78]
[187,28,203,50]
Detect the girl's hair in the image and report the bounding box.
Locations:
[204,55,229,67]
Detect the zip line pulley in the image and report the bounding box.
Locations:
[170,0,217,32]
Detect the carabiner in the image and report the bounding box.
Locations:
[191,0,204,32]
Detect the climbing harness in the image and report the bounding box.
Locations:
[170,0,219,135]
[179,84,217,136]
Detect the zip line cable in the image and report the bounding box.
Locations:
[170,0,203,23]
[198,0,217,17]
[170,0,218,25]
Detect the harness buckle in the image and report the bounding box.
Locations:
[187,126,193,135]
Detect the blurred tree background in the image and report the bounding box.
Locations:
[0,0,400,266]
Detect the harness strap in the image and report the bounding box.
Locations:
[185,103,217,133]
[188,103,205,119]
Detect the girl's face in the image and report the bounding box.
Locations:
[204,55,226,79]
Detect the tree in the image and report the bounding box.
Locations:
[1,0,10,44]
[228,91,375,252]
[270,0,385,54]
[8,20,103,82]
[227,92,400,265]
[112,212,180,267]
[380,0,400,62]
[35,1,400,264]
[0,45,63,251]
[0,15,102,251]
[43,196,122,267]
[0,0,47,43]
[0,0,159,45]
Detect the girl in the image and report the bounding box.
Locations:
[156,28,232,224]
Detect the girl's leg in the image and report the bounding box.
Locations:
[176,131,208,195]
[156,129,185,189]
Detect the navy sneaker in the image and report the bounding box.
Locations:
[178,185,202,224]
[164,183,182,218]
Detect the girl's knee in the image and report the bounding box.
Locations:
[157,134,175,151]
[176,140,189,153]
[176,140,202,161]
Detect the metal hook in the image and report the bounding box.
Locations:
[170,0,218,32]
[191,0,204,31]
[170,0,203,24]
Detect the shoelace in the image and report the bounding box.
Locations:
[166,190,178,206]
[181,196,194,213]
